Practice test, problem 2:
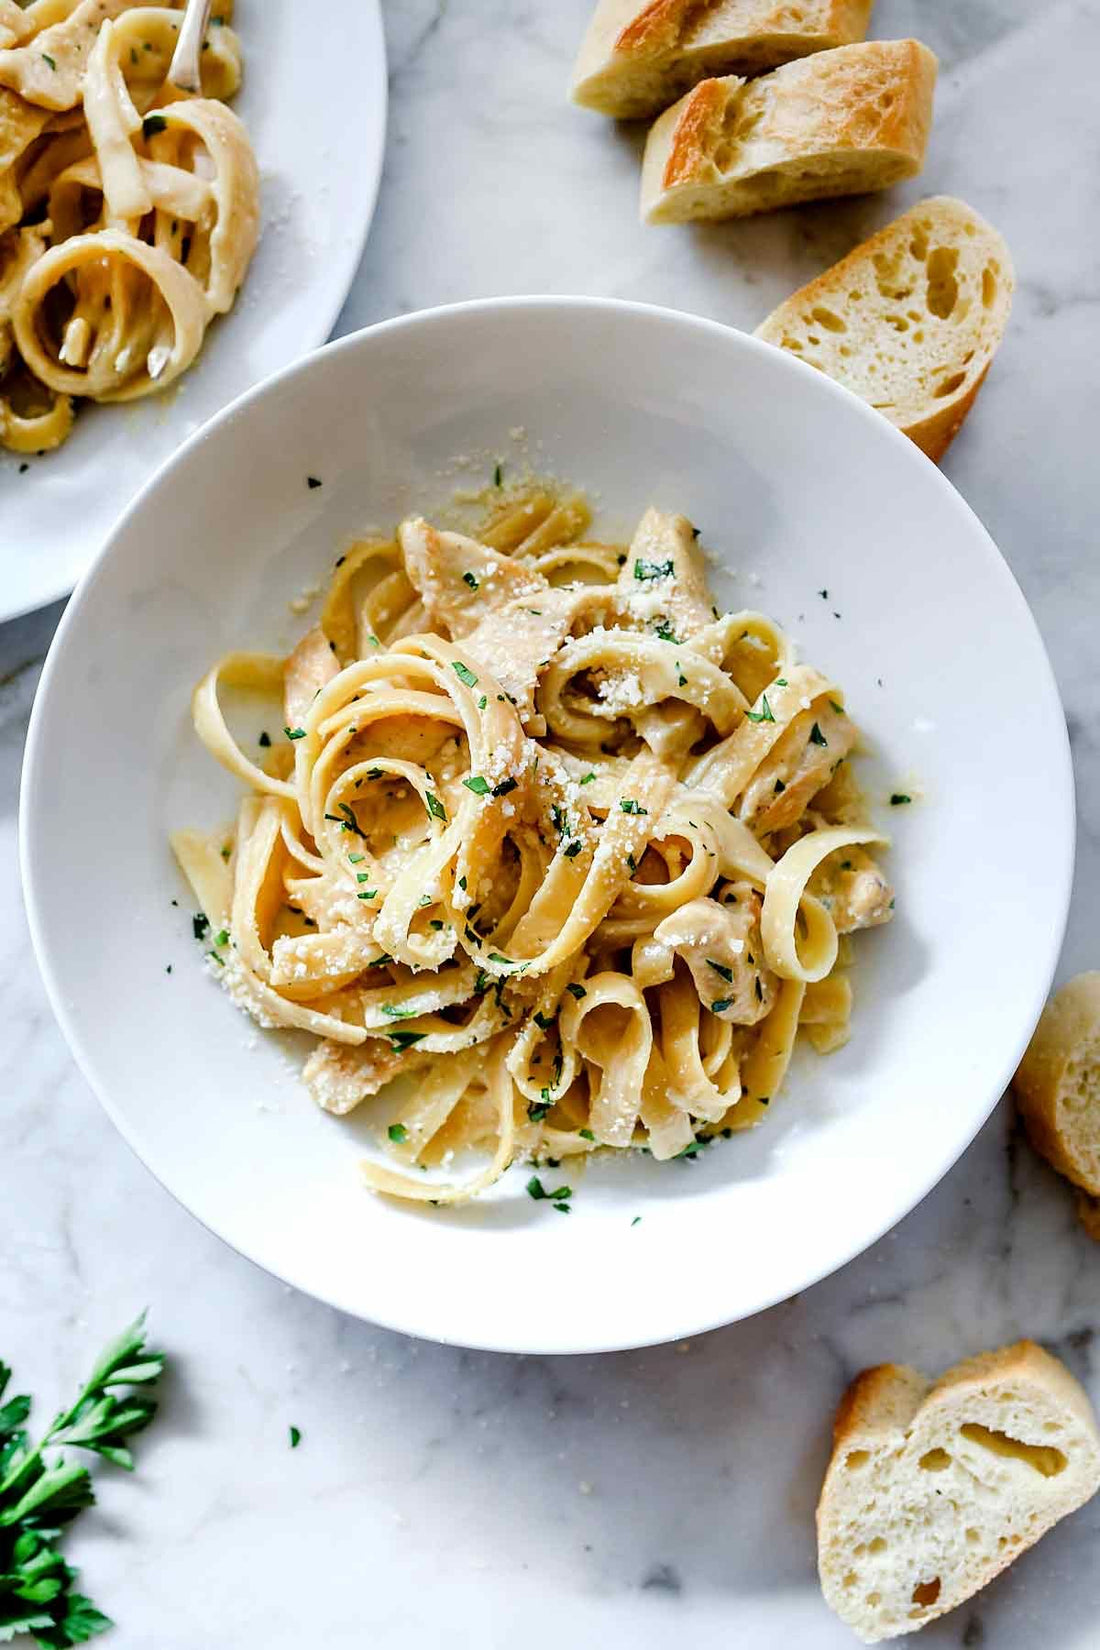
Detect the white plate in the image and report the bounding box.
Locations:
[0,0,387,623]
[21,298,1074,1354]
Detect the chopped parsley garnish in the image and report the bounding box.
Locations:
[348,852,366,863]
[356,873,372,883]
[366,767,385,779]
[381,1002,417,1019]
[775,678,788,687]
[307,475,322,489]
[829,699,845,714]
[42,52,57,69]
[818,588,828,600]
[452,660,478,687]
[357,890,376,901]
[706,959,733,982]
[429,919,444,930]
[631,1215,642,1226]
[526,1177,572,1203]
[678,672,688,687]
[192,912,209,940]
[463,775,490,795]
[890,793,912,806]
[462,570,479,590]
[619,798,647,815]
[424,792,447,822]
[488,953,516,967]
[214,929,229,948]
[387,1030,426,1051]
[774,779,786,794]
[220,845,231,862]
[745,694,775,725]
[493,462,503,487]
[491,777,517,798]
[579,772,596,785]
[754,977,763,1002]
[711,998,732,1014]
[655,623,680,643]
[563,840,583,859]
[258,730,271,747]
[626,852,637,874]
[634,558,674,582]
[458,876,467,891]
[528,1102,551,1122]
[477,695,487,710]
[676,1136,711,1160]
[387,1123,408,1143]
[566,982,587,1000]
[284,725,306,740]
[809,722,828,746]
[579,1128,595,1141]
[338,803,366,837]
[289,1426,302,1448]
[418,894,432,907]
[142,113,167,136]
[533,1011,554,1030]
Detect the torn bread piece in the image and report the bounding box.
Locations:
[756,196,1013,460]
[818,1341,1100,1642]
[640,39,936,225]
[1014,972,1100,1200]
[570,0,874,120]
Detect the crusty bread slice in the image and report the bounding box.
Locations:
[818,1342,1100,1643]
[755,196,1014,460]
[1014,973,1100,1199]
[640,40,936,225]
[570,0,874,120]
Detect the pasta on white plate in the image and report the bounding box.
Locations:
[0,0,257,454]
[173,487,895,1205]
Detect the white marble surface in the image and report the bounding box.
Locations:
[3,2,1100,1644]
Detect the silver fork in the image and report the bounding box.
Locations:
[166,0,215,95]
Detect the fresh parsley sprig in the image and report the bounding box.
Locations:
[0,1315,165,1648]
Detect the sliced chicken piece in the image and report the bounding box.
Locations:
[302,1036,429,1116]
[654,888,777,1025]
[808,843,894,933]
[739,700,856,833]
[463,589,578,732]
[284,625,338,726]
[613,506,714,640]
[399,517,546,639]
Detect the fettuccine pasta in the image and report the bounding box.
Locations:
[0,0,257,453]
[174,487,895,1205]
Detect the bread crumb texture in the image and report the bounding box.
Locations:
[756,196,1014,460]
[817,1342,1100,1642]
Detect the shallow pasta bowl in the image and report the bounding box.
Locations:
[21,297,1073,1354]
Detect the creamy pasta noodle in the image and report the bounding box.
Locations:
[0,0,257,454]
[174,488,895,1205]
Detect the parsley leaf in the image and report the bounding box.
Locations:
[566,983,587,1000]
[634,558,673,581]
[387,1123,408,1143]
[424,793,447,822]
[462,776,490,795]
[744,694,775,725]
[284,726,306,740]
[452,661,478,687]
[387,1030,426,1051]
[289,1426,302,1449]
[142,114,167,137]
[890,793,912,806]
[462,571,479,591]
[706,959,733,982]
[619,798,647,815]
[809,722,828,746]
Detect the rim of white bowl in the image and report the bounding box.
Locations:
[20,296,1076,1353]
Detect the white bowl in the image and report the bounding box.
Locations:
[21,298,1073,1354]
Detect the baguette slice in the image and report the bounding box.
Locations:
[570,0,874,120]
[1014,973,1100,1198]
[818,1342,1100,1643]
[640,40,936,225]
[755,197,1014,460]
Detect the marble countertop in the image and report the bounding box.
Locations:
[3,1,1099,1645]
